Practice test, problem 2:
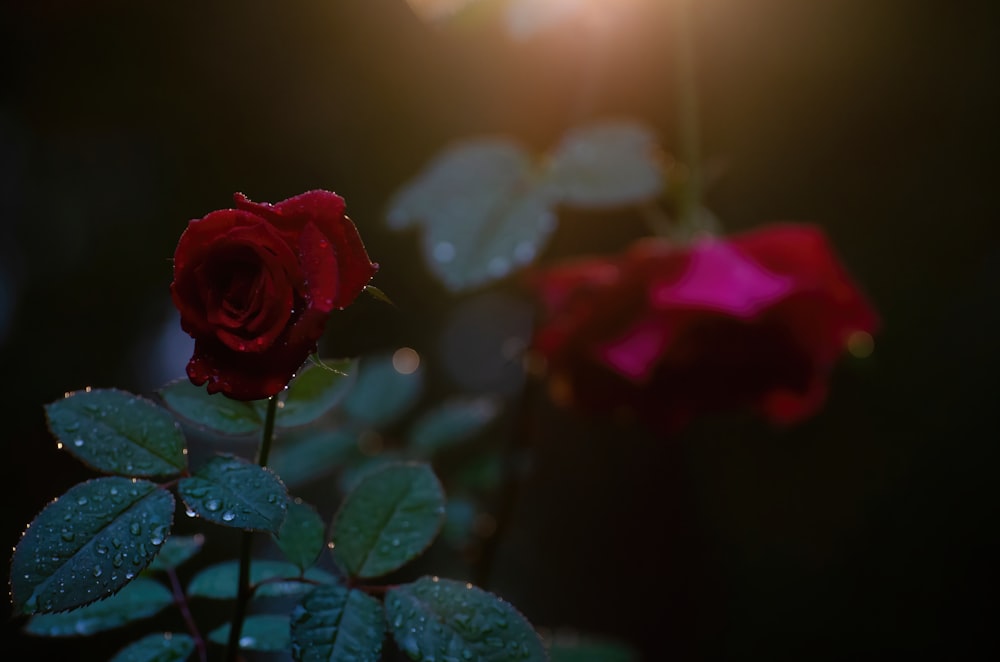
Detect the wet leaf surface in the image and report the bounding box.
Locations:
[290,582,385,662]
[331,462,446,579]
[11,477,174,615]
[386,576,547,662]
[178,455,288,533]
[46,388,187,478]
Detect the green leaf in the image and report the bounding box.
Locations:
[387,138,556,291]
[188,559,334,599]
[159,379,262,436]
[363,284,394,305]
[178,455,287,533]
[109,632,196,662]
[209,614,291,651]
[290,583,385,662]
[337,453,405,495]
[386,577,546,662]
[541,119,664,208]
[275,498,326,571]
[408,396,501,456]
[342,353,423,426]
[331,462,446,579]
[147,534,204,572]
[24,577,172,636]
[11,477,174,615]
[277,359,356,427]
[268,426,360,488]
[45,388,187,478]
[441,497,477,546]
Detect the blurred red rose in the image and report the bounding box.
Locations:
[529,224,878,433]
[171,190,378,400]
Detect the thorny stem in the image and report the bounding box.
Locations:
[225,396,278,662]
[168,566,207,662]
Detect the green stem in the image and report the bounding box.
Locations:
[225,396,278,662]
[674,0,703,231]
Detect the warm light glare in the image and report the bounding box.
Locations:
[392,346,421,375]
[405,0,479,21]
[507,0,646,38]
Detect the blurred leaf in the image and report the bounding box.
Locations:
[269,426,360,489]
[147,534,204,572]
[541,119,664,208]
[11,477,174,615]
[453,450,505,492]
[45,388,187,478]
[441,497,477,546]
[209,614,290,652]
[188,559,334,600]
[331,462,446,579]
[159,379,262,436]
[24,578,172,636]
[386,577,546,661]
[408,396,501,456]
[109,633,196,662]
[548,634,640,662]
[178,455,287,533]
[290,583,385,662]
[337,452,405,495]
[275,499,326,571]
[277,359,356,427]
[342,353,423,426]
[387,138,556,291]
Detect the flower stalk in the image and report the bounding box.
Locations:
[225,396,279,662]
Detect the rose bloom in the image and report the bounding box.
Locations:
[529,224,878,433]
[171,190,378,400]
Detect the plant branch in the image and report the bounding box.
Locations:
[225,396,278,662]
[167,566,207,662]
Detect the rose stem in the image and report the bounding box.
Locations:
[225,396,279,662]
[674,0,703,231]
[167,566,207,662]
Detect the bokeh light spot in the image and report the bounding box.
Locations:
[392,346,421,375]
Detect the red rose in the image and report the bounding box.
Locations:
[529,224,878,433]
[171,190,378,400]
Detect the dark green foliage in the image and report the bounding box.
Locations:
[45,388,187,477]
[385,577,547,662]
[109,633,196,662]
[276,359,356,427]
[209,615,291,651]
[290,583,386,662]
[159,379,262,436]
[275,498,327,570]
[11,477,174,614]
[268,426,360,488]
[408,396,501,456]
[187,559,334,599]
[342,353,424,426]
[331,462,446,579]
[178,455,288,532]
[23,578,173,636]
[146,534,204,572]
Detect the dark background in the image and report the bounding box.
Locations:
[2,0,997,659]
